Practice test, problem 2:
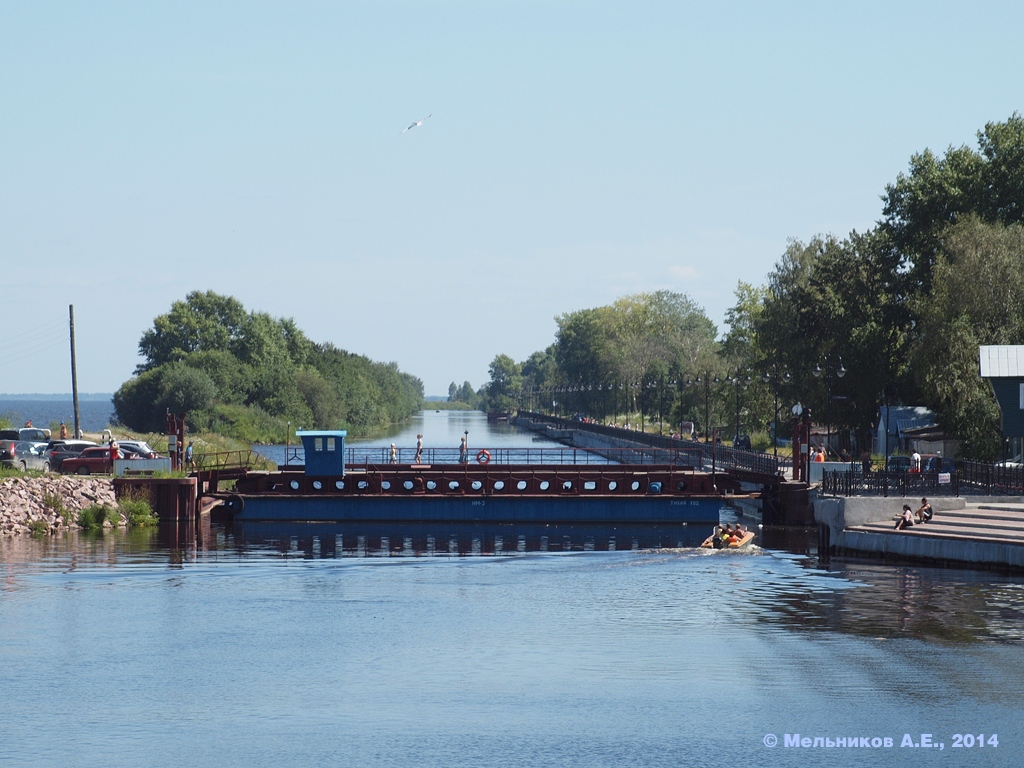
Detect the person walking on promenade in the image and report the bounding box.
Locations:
[185,441,196,471]
[415,434,423,464]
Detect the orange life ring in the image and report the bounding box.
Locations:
[476,449,491,464]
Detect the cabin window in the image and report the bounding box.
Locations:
[357,480,369,490]
[607,481,617,491]
[314,437,323,452]
[448,481,460,490]
[312,480,322,490]
[631,481,641,491]
[584,481,596,491]
[327,437,336,452]
[403,480,414,490]
[493,481,505,491]
[471,480,483,491]
[290,480,300,490]
[562,481,572,491]
[335,480,345,490]
[539,480,550,491]
[1019,383,1024,409]
[516,480,528,491]
[381,481,391,490]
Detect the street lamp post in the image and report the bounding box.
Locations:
[812,357,847,459]
[726,369,751,446]
[763,366,791,460]
[693,372,719,443]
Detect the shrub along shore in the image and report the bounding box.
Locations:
[0,475,133,536]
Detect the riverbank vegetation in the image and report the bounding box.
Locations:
[480,115,1024,461]
[113,292,423,442]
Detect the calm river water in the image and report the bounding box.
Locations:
[2,412,1023,768]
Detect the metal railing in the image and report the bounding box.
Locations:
[822,469,958,497]
[345,446,705,467]
[196,449,255,471]
[519,412,785,477]
[956,460,1024,495]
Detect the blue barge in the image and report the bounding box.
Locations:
[225,431,743,525]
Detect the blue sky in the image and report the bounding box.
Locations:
[2,1,1022,397]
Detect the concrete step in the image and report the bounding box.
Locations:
[850,521,1024,545]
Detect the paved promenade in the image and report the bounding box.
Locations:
[816,497,1024,571]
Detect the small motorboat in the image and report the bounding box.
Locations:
[701,529,755,549]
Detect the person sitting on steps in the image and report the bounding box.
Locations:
[895,504,914,530]
[916,497,933,524]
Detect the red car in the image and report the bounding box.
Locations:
[61,446,115,475]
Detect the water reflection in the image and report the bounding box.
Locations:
[4,520,1024,649]
[226,520,711,557]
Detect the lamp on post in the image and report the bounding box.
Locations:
[762,366,791,459]
[693,372,720,443]
[812,357,846,459]
[726,369,751,446]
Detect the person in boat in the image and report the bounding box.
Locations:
[414,434,423,463]
[895,504,914,530]
[459,433,468,464]
[389,443,398,464]
[916,497,933,524]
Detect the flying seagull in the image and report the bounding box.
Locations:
[402,114,431,133]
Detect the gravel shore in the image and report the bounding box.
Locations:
[0,475,119,536]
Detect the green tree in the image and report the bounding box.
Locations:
[137,291,248,372]
[912,217,1024,458]
[486,354,522,412]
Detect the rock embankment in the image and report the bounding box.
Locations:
[0,475,119,536]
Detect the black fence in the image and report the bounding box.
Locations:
[823,460,1024,497]
[822,469,959,497]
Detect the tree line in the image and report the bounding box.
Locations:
[478,114,1024,460]
[114,291,423,440]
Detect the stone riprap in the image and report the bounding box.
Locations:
[0,475,119,536]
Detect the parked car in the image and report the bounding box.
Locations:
[117,441,161,459]
[60,446,115,475]
[19,427,51,445]
[886,455,911,472]
[733,434,751,450]
[921,454,955,473]
[43,440,98,472]
[0,440,50,471]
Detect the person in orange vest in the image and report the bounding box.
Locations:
[813,447,825,463]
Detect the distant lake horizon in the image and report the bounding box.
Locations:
[0,397,114,432]
[0,392,112,400]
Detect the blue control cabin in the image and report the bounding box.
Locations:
[296,430,347,476]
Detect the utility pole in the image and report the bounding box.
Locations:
[69,304,81,439]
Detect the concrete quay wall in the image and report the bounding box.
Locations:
[834,527,1024,569]
[815,495,1024,570]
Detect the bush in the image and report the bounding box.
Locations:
[119,492,158,527]
[28,518,49,536]
[78,504,119,530]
